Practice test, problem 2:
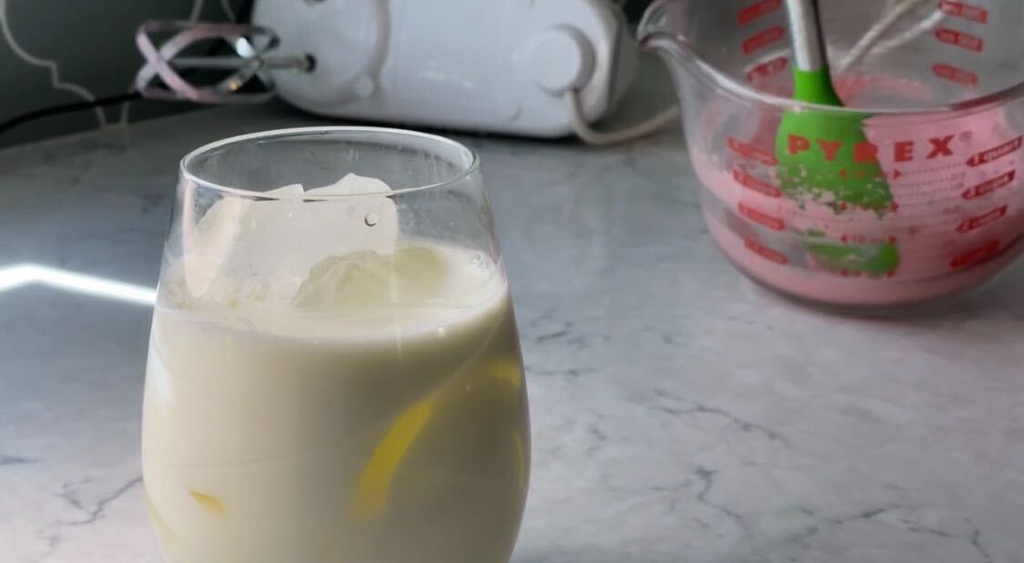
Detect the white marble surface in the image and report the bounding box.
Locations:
[2,105,1024,563]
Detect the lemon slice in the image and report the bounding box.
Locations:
[190,490,227,517]
[513,431,528,494]
[145,488,177,541]
[350,353,525,519]
[351,396,436,519]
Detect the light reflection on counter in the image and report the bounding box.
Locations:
[0,264,156,305]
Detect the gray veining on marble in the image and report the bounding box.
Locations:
[1,105,1024,563]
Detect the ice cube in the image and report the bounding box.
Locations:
[182,184,304,302]
[307,173,392,196]
[179,175,402,307]
[241,174,398,279]
[272,184,305,195]
[292,245,448,310]
[305,173,399,254]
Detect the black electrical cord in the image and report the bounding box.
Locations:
[0,0,255,137]
[0,92,143,136]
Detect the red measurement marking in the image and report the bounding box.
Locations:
[956,205,1007,233]
[744,237,789,265]
[962,169,1016,199]
[966,136,1023,167]
[732,167,782,198]
[935,27,984,52]
[738,0,782,25]
[742,26,785,55]
[932,63,978,87]
[939,0,988,24]
[738,203,785,231]
[950,239,1001,269]
[746,56,788,84]
[728,136,778,166]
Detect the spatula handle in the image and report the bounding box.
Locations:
[784,0,829,72]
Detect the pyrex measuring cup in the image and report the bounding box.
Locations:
[639,0,1024,308]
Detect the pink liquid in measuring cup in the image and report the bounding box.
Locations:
[692,75,1024,308]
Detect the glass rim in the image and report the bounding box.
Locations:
[641,33,1024,119]
[179,126,481,200]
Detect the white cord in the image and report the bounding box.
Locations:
[565,89,680,145]
[837,0,940,75]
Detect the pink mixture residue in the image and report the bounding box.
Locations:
[691,76,1024,307]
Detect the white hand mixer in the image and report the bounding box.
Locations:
[134,0,958,145]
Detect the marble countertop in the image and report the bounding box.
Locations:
[2,105,1024,563]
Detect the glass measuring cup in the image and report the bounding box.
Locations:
[639,0,1024,309]
[142,128,530,563]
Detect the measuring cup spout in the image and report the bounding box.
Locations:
[637,0,702,106]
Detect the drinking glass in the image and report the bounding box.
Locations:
[142,127,530,563]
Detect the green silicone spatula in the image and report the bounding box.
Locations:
[776,0,899,275]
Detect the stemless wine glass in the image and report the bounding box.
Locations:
[141,127,530,563]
